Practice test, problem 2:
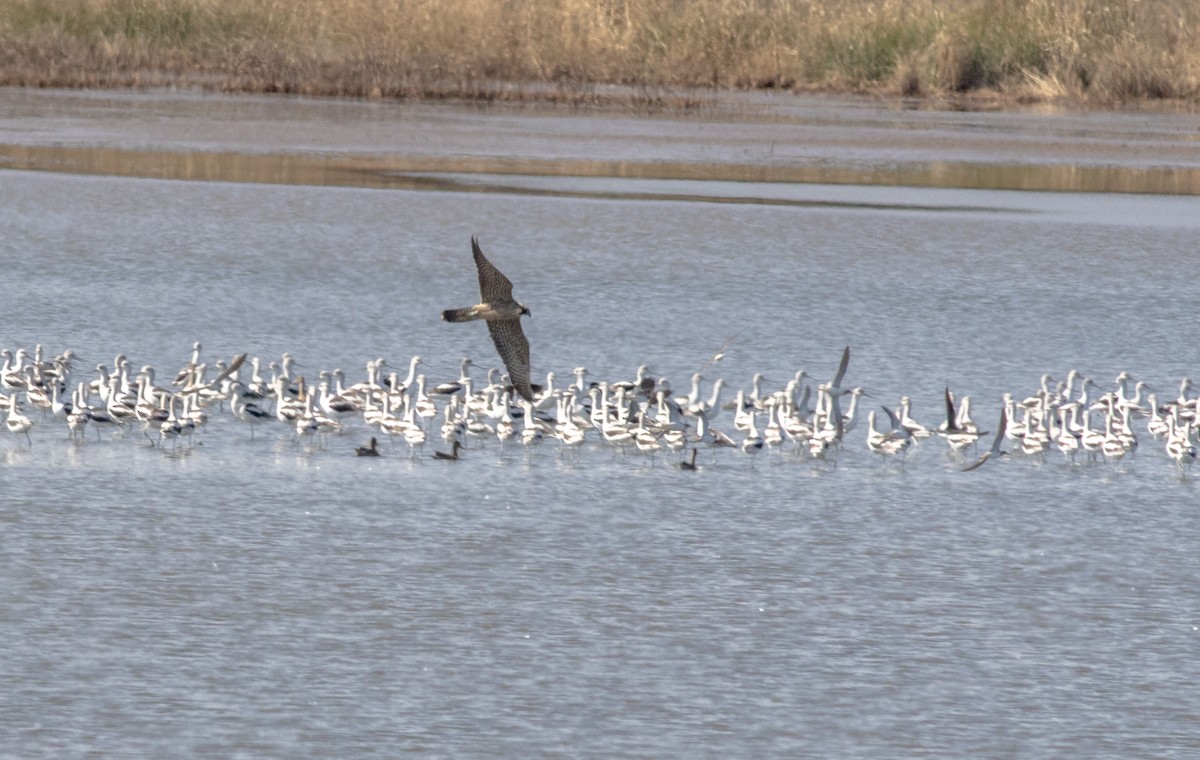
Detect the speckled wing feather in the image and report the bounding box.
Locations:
[486,318,533,402]
[472,236,515,304]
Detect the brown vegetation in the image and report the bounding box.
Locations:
[1,0,1198,106]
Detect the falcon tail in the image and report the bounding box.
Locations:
[441,307,479,323]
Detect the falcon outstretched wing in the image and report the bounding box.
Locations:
[472,236,515,304]
[486,318,533,402]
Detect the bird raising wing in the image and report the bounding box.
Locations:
[472,236,515,304]
[962,406,1008,471]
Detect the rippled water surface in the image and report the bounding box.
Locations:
[2,91,1200,758]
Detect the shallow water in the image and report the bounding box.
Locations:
[2,90,1200,758]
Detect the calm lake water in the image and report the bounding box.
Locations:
[2,89,1200,758]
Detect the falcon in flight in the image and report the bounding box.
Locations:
[441,237,534,402]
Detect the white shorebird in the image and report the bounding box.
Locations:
[1165,412,1196,472]
[49,381,73,423]
[318,374,359,422]
[430,357,475,398]
[230,382,272,439]
[66,386,89,442]
[556,405,587,455]
[173,341,204,385]
[1053,405,1081,464]
[1101,412,1130,464]
[939,387,979,455]
[1079,407,1105,462]
[495,392,517,452]
[390,355,423,397]
[412,375,438,423]
[1,349,31,392]
[867,408,912,462]
[157,397,183,450]
[741,411,764,464]
[519,399,544,448]
[897,396,932,440]
[401,397,427,457]
[6,398,34,446]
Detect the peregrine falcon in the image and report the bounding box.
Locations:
[441,237,533,402]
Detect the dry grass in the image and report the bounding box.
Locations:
[1,0,1197,106]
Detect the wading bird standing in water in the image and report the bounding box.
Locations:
[441,237,534,402]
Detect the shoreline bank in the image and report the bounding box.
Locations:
[2,0,1198,112]
[3,87,1199,195]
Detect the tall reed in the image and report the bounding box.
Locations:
[1,0,1196,104]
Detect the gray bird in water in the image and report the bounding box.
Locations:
[355,437,380,457]
[441,237,533,402]
[432,440,464,461]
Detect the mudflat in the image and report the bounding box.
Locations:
[2,87,1199,195]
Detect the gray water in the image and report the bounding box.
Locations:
[2,90,1200,758]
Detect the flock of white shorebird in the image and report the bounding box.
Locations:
[1,342,1198,474]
